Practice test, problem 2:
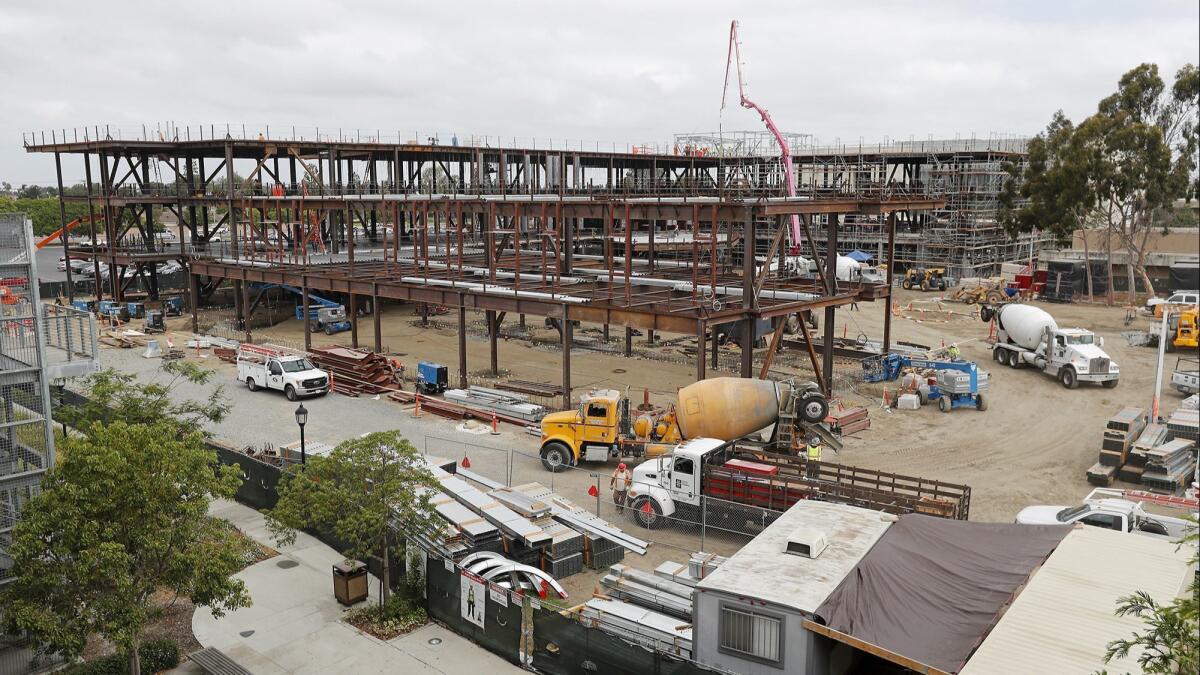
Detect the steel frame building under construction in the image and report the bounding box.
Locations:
[675,133,1041,278]
[25,126,947,404]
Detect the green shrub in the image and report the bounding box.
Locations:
[345,595,427,640]
[61,639,180,675]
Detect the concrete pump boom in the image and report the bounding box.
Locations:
[722,20,803,255]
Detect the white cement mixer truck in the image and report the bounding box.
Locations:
[981,304,1119,389]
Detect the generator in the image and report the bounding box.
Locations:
[126,302,146,319]
[144,310,165,334]
[163,296,184,316]
[416,361,449,395]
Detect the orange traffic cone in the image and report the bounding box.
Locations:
[413,393,422,417]
[461,455,471,469]
[490,412,499,435]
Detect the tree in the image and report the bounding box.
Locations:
[1102,522,1199,673]
[59,360,231,436]
[266,431,439,603]
[1,364,249,675]
[1001,62,1198,302]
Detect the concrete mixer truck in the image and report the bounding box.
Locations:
[538,377,830,472]
[981,303,1119,389]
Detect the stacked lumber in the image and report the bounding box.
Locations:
[1141,439,1198,494]
[309,345,399,395]
[828,406,870,436]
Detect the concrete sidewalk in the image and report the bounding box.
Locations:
[187,499,525,674]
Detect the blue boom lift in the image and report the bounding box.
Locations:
[249,283,352,335]
[862,353,988,412]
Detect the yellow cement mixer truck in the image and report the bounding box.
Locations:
[538,378,831,472]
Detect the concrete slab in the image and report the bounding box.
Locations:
[193,499,524,674]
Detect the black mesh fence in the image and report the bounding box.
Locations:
[425,551,734,675]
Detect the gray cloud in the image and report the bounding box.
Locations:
[2,0,1197,183]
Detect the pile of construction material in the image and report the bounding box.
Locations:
[309,345,399,395]
[576,599,693,658]
[1089,407,1148,485]
[652,553,728,587]
[827,406,870,436]
[1090,405,1199,494]
[420,462,645,582]
[445,386,548,423]
[1167,407,1199,442]
[1140,439,1198,493]
[600,564,693,620]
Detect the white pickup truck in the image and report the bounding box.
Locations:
[1016,489,1196,541]
[236,345,329,401]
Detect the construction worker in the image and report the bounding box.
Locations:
[610,462,633,507]
[806,437,822,478]
[947,343,961,361]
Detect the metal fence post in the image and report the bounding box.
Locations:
[594,474,600,516]
[700,495,706,553]
[507,448,513,487]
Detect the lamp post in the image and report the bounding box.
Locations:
[51,377,68,438]
[294,403,308,465]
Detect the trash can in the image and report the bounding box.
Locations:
[332,560,368,606]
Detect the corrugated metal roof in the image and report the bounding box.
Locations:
[694,501,893,614]
[961,526,1194,675]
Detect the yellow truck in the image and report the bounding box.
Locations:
[538,377,831,472]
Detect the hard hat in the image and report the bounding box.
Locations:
[618,462,627,470]
[809,437,820,445]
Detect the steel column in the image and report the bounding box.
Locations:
[561,309,572,410]
[883,211,897,353]
[822,214,839,394]
[458,302,468,388]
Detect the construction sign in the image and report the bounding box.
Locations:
[460,571,486,629]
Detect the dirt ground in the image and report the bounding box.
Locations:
[149,288,1190,598]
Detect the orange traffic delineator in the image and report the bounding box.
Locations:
[413,393,422,417]
[490,412,499,435]
[461,455,471,469]
[587,484,598,497]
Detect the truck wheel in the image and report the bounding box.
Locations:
[938,279,947,291]
[630,497,664,529]
[1102,379,1119,389]
[917,389,928,406]
[799,394,829,423]
[992,348,1003,362]
[285,385,298,401]
[325,324,335,335]
[902,279,912,290]
[1059,367,1078,389]
[980,306,994,322]
[939,396,949,413]
[246,378,258,392]
[976,394,988,411]
[540,442,572,473]
[920,280,929,292]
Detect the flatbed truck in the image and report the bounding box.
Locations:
[624,438,971,531]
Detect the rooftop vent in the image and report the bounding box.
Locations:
[784,528,828,559]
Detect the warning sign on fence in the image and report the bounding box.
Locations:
[489,582,508,607]
[460,571,486,629]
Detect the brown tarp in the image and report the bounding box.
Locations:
[813,515,1070,673]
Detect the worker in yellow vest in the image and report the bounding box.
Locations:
[947,343,961,361]
[806,437,822,477]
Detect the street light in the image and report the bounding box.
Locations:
[294,403,308,465]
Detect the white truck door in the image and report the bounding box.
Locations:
[671,455,698,505]
[268,360,284,389]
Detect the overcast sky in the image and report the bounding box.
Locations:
[2,0,1197,184]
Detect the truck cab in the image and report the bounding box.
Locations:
[539,389,684,472]
[1046,328,1119,387]
[237,345,329,401]
[540,390,623,471]
[627,438,727,523]
[1016,498,1190,540]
